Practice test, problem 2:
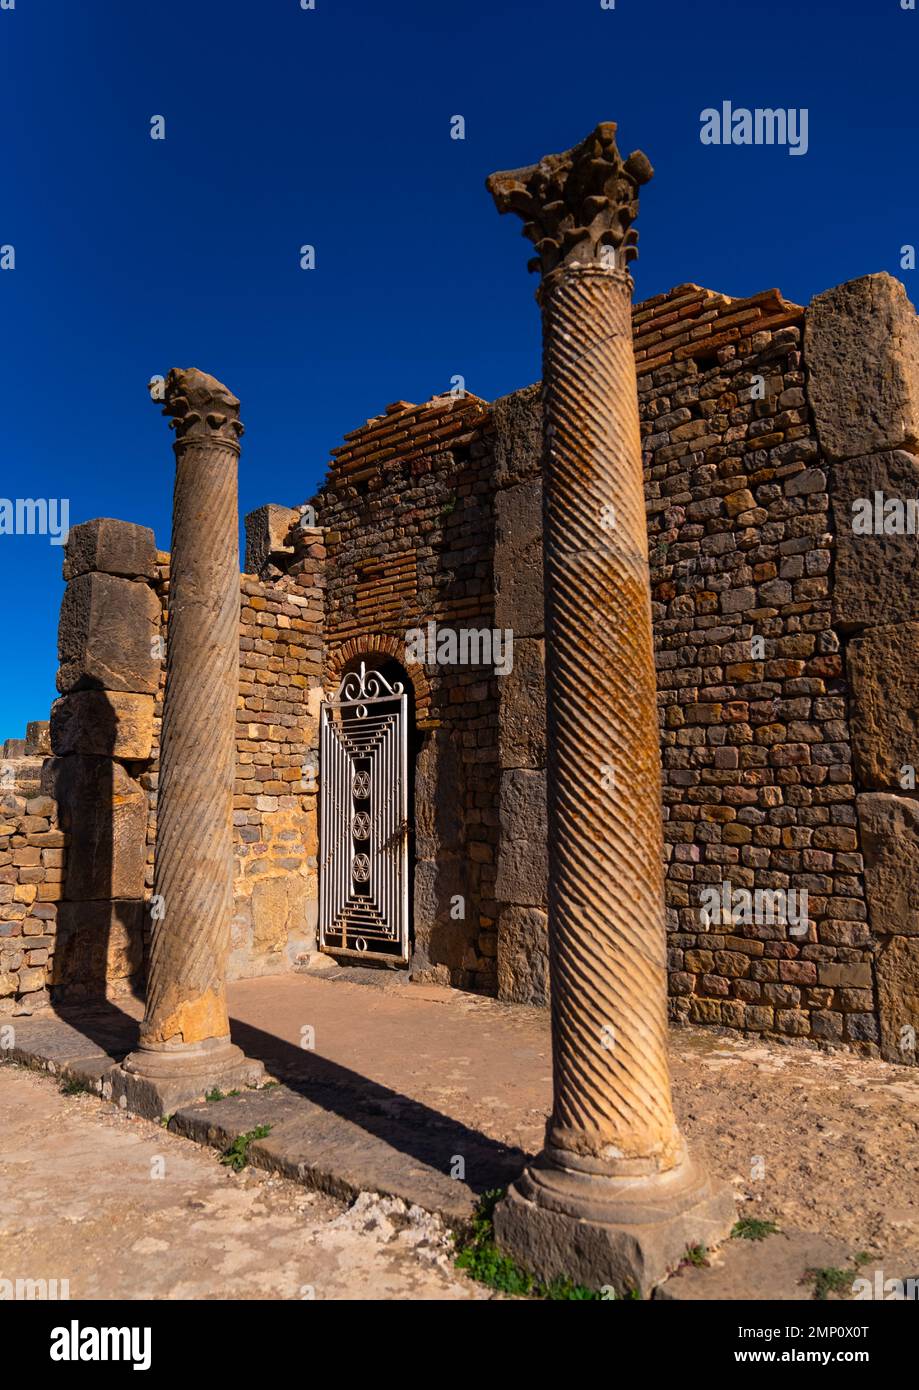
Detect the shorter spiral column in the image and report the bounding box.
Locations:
[115,368,263,1118]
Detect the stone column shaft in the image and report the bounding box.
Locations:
[117,368,263,1116]
[141,393,240,1048]
[541,262,680,1170]
[487,123,733,1293]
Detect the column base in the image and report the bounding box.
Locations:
[111,1037,265,1120]
[494,1146,736,1297]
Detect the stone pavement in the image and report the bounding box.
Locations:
[5,965,919,1297]
[0,1064,483,1301]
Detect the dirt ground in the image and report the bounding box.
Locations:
[0,1063,485,1301]
[228,971,919,1257]
[672,1028,919,1256]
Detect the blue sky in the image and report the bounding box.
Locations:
[1,0,917,738]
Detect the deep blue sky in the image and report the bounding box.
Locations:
[1,0,917,738]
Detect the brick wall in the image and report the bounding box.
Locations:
[638,285,873,1049]
[303,392,502,989]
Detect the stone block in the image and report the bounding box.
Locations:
[57,572,161,694]
[411,855,469,973]
[804,273,919,461]
[244,504,298,574]
[63,518,158,582]
[250,875,303,956]
[857,792,919,938]
[875,935,919,1064]
[495,1159,735,1299]
[497,904,549,1005]
[829,450,919,628]
[51,900,145,1000]
[498,637,546,769]
[495,478,544,638]
[414,728,464,862]
[44,756,147,900]
[17,966,46,993]
[848,623,919,789]
[495,769,548,906]
[25,721,51,755]
[51,691,155,760]
[492,383,542,487]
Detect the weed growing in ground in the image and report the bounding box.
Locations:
[219,1125,272,1172]
[732,1218,780,1241]
[453,1190,636,1300]
[801,1252,871,1300]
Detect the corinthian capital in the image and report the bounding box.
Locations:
[161,368,245,448]
[486,121,653,278]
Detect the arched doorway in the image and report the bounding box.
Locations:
[318,655,414,965]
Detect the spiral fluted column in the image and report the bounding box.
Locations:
[541,263,681,1168]
[118,368,263,1117]
[487,123,733,1294]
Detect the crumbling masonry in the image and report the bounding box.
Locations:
[2,259,919,1069]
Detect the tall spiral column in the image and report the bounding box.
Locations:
[118,368,263,1117]
[488,124,733,1294]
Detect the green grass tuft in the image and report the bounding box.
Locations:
[801,1252,872,1301]
[453,1189,633,1300]
[732,1217,781,1242]
[219,1125,272,1172]
[59,1077,89,1096]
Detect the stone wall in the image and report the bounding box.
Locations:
[638,284,873,1051]
[0,515,325,1013]
[230,560,324,978]
[46,518,160,1005]
[0,724,59,1015]
[803,272,919,1062]
[253,275,914,1059]
[144,538,325,984]
[484,275,919,1060]
[6,271,918,1062]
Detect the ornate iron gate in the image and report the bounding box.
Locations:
[319,662,409,963]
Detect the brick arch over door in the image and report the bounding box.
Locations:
[325,634,433,727]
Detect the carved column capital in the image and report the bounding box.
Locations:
[486,121,653,283]
[161,367,245,452]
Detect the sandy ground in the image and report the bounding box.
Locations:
[0,1063,485,1301]
[672,1028,919,1255]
